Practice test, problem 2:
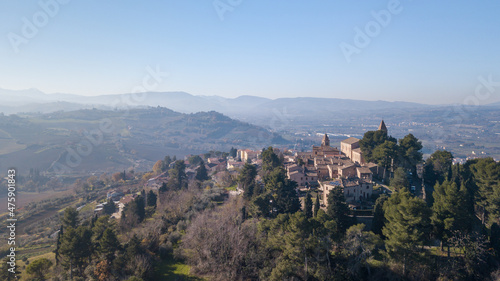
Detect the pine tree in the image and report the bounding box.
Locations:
[383,189,431,276]
[59,226,93,279]
[146,190,157,208]
[99,228,120,261]
[326,188,351,239]
[195,161,209,181]
[431,180,471,253]
[261,147,281,173]
[266,167,301,215]
[61,207,79,228]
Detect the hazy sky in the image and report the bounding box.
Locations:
[1,1,500,104]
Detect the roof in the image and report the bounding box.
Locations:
[340,163,355,170]
[342,178,360,187]
[352,148,362,153]
[378,120,388,132]
[341,137,360,145]
[356,167,372,174]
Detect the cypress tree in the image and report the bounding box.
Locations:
[304,191,313,218]
[314,193,320,217]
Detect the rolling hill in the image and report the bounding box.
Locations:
[0,107,287,177]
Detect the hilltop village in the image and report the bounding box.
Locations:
[13,116,500,281]
[101,121,389,216]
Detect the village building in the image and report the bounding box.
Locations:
[237,149,260,163]
[290,121,388,206]
[227,160,245,170]
[286,163,318,187]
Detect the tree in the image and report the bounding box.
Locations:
[26,258,53,281]
[398,133,423,171]
[146,190,157,208]
[304,191,313,218]
[0,257,21,280]
[229,147,237,158]
[121,195,146,227]
[268,212,311,280]
[133,195,146,222]
[238,163,257,199]
[112,172,124,182]
[391,167,409,191]
[152,160,163,175]
[383,189,431,276]
[159,182,167,193]
[261,146,281,173]
[61,207,79,229]
[162,155,172,171]
[343,224,383,278]
[265,167,301,215]
[55,225,63,265]
[59,226,93,278]
[103,199,116,215]
[425,150,453,186]
[326,187,352,239]
[469,157,500,225]
[372,140,398,176]
[99,228,120,261]
[167,160,187,190]
[276,178,301,215]
[431,180,471,253]
[314,193,320,217]
[243,182,256,200]
[371,194,388,237]
[181,199,260,280]
[195,161,209,181]
[359,130,396,163]
[94,260,111,281]
[188,155,203,166]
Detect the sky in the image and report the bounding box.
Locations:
[1,1,500,105]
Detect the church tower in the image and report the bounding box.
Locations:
[321,133,330,147]
[378,120,388,133]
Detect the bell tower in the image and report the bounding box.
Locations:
[321,133,330,147]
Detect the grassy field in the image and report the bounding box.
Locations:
[17,251,56,281]
[0,138,27,155]
[154,257,204,281]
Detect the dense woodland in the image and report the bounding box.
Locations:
[2,130,500,281]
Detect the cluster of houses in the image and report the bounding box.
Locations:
[94,189,136,219]
[94,120,388,217]
[285,120,388,208]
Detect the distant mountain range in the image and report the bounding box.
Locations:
[1,88,432,117]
